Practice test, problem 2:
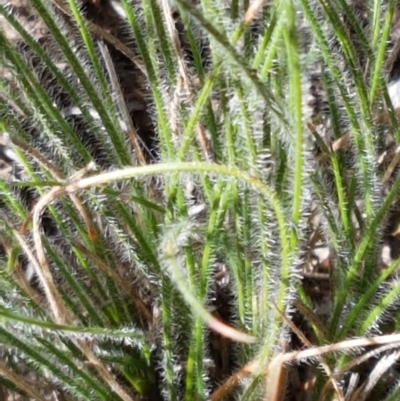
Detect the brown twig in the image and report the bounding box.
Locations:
[48,0,146,75]
[211,332,400,401]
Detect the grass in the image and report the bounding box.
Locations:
[1,0,400,400]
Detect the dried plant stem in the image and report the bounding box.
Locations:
[212,332,400,400]
[272,302,344,401]
[14,138,98,239]
[13,217,67,324]
[71,240,153,326]
[243,0,266,25]
[161,0,212,160]
[49,0,147,76]
[98,42,148,166]
[0,360,49,401]
[77,340,138,401]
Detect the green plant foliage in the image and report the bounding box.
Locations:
[1,0,400,400]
